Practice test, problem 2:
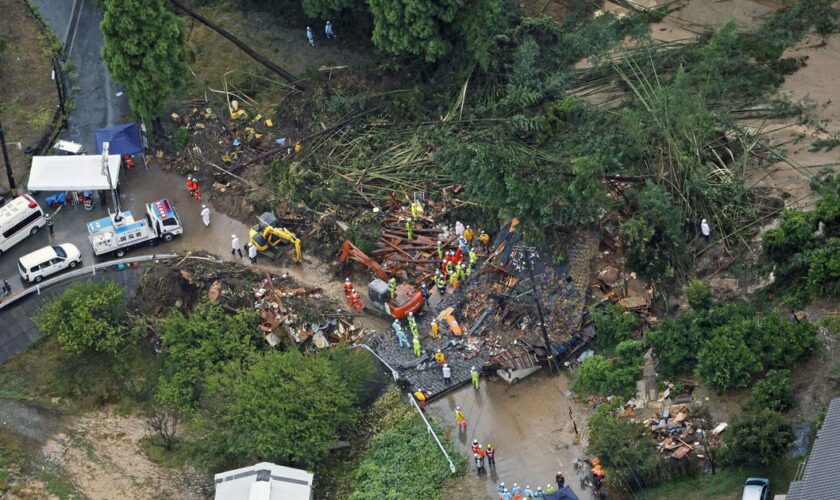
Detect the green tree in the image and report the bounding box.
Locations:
[762,210,814,267]
[199,350,362,468]
[34,280,126,356]
[592,304,639,352]
[367,0,504,64]
[723,408,793,467]
[646,314,701,378]
[301,0,358,18]
[156,304,261,408]
[696,320,761,390]
[101,0,186,121]
[749,369,794,412]
[572,350,642,400]
[620,182,686,280]
[807,238,840,298]
[684,278,712,310]
[754,311,817,369]
[587,403,660,490]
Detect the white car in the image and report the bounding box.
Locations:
[18,243,82,283]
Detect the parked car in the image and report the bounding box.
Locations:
[742,477,770,500]
[18,244,82,283]
[0,194,46,256]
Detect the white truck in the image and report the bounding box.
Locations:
[87,198,182,257]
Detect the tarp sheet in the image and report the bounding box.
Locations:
[544,486,580,500]
[95,123,143,155]
[28,155,122,191]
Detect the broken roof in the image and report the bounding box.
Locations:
[786,397,840,500]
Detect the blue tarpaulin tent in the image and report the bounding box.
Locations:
[544,486,580,500]
[95,123,143,155]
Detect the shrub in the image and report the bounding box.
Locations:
[749,369,794,412]
[572,353,641,399]
[587,403,660,490]
[806,238,840,298]
[762,210,814,267]
[723,408,793,467]
[34,280,126,356]
[645,315,701,378]
[696,320,762,390]
[592,304,639,352]
[684,278,712,310]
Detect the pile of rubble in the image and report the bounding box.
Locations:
[254,272,363,350]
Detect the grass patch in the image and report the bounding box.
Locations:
[139,436,196,469]
[637,457,800,500]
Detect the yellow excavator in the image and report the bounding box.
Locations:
[249,212,302,263]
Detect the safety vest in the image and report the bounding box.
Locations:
[431,322,439,337]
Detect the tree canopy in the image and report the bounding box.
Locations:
[35,280,126,356]
[101,0,186,121]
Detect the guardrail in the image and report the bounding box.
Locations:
[0,253,178,311]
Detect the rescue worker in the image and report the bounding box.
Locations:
[459,235,470,256]
[343,277,354,297]
[231,234,243,258]
[388,277,397,300]
[512,484,522,497]
[394,324,409,349]
[413,388,430,409]
[555,471,565,490]
[471,439,481,456]
[701,218,711,240]
[445,257,455,277]
[469,248,478,267]
[535,486,544,498]
[410,199,422,221]
[420,284,430,303]
[471,366,480,389]
[185,175,194,194]
[545,484,555,494]
[248,242,258,263]
[434,349,446,365]
[201,204,211,227]
[122,155,135,170]
[430,319,440,339]
[436,239,443,260]
[351,289,364,311]
[455,221,465,237]
[486,444,496,468]
[192,181,202,201]
[464,225,474,244]
[454,404,466,431]
[407,312,419,338]
[434,271,446,295]
[405,217,414,241]
[474,453,485,474]
[498,483,506,495]
[324,21,335,39]
[443,363,452,385]
[45,213,54,235]
[465,261,473,278]
[449,271,459,290]
[502,489,513,500]
[294,142,302,154]
[457,263,467,282]
[306,26,315,47]
[524,485,533,498]
[412,334,421,356]
[479,230,491,251]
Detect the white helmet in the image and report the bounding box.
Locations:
[473,439,478,445]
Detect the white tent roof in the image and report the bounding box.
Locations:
[28,155,121,191]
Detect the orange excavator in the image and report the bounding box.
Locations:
[339,241,423,319]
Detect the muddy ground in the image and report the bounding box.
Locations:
[0,0,60,189]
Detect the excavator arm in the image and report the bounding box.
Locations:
[339,241,389,281]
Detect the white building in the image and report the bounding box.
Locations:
[214,462,314,500]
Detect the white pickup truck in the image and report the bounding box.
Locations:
[87,198,182,257]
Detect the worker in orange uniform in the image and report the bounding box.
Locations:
[343,277,354,297]
[434,349,446,365]
[122,155,135,170]
[348,288,364,312]
[186,175,195,195]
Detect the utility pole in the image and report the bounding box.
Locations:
[101,142,121,219]
[0,119,17,196]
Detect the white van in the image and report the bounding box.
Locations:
[0,195,46,256]
[18,243,82,283]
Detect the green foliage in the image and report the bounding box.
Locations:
[684,278,712,311]
[587,403,660,490]
[350,410,464,499]
[620,182,686,280]
[368,0,504,65]
[592,304,639,351]
[696,320,761,390]
[34,280,126,356]
[806,238,840,297]
[101,0,186,121]
[300,0,358,18]
[174,128,189,149]
[199,350,362,468]
[648,302,816,388]
[723,408,794,467]
[763,210,815,266]
[572,348,642,400]
[156,304,261,408]
[749,369,794,413]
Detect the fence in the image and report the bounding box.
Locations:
[0,253,177,311]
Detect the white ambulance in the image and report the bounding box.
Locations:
[0,195,47,256]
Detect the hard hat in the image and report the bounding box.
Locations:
[474,453,479,458]
[202,204,206,208]
[437,239,442,243]
[345,277,350,282]
[487,443,492,448]
[500,482,505,487]
[445,364,449,368]
[408,312,413,316]
[471,365,476,370]
[547,484,552,488]
[455,405,460,410]
[307,26,311,29]
[558,471,562,475]
[231,234,236,238]
[467,225,471,228]
[526,485,530,489]
[473,439,478,445]
[514,483,518,487]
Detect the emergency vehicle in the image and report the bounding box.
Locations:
[87,199,182,257]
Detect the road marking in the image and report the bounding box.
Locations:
[64,0,85,58]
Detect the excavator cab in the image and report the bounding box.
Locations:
[340,241,423,319]
[249,212,302,263]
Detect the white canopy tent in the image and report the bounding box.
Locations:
[27,154,122,191]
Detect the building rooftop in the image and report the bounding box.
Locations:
[214,462,313,500]
[786,397,840,500]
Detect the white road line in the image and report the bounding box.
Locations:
[65,0,85,58]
